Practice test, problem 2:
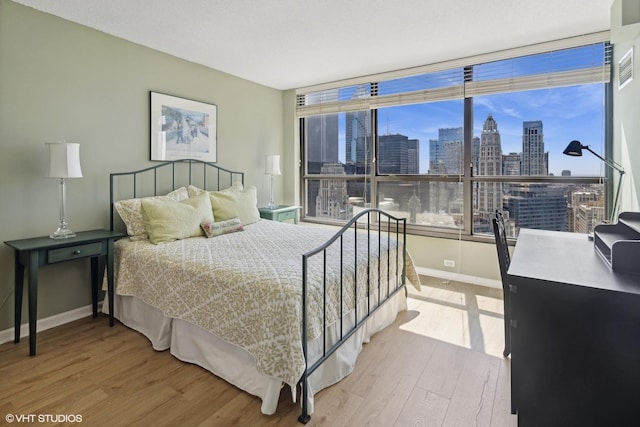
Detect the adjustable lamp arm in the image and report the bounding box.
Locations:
[582,145,625,175]
[582,145,624,222]
[564,140,625,223]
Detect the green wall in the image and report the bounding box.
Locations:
[0,1,284,332]
[12,0,623,336]
[612,0,640,213]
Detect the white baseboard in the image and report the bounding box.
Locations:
[415,267,502,289]
[0,304,95,346]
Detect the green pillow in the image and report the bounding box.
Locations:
[209,186,260,225]
[141,193,214,244]
[114,187,189,240]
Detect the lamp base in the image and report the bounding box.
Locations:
[266,201,278,210]
[50,226,76,239]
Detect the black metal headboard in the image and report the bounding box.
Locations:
[110,159,244,231]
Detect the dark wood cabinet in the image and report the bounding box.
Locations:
[508,229,640,427]
[4,230,125,356]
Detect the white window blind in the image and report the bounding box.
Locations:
[466,42,611,97]
[296,32,611,118]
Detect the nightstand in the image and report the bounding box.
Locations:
[4,229,125,356]
[259,205,302,224]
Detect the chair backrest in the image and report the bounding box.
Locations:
[492,210,511,289]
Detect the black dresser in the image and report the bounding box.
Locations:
[508,228,640,427]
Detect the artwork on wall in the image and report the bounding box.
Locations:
[150,91,217,162]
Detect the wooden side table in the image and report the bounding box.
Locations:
[259,205,302,224]
[4,229,125,356]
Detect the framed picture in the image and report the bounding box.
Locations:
[150,91,217,162]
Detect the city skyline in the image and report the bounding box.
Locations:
[305,43,608,232]
[334,83,605,177]
[308,107,605,235]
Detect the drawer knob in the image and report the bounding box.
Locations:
[73,250,81,255]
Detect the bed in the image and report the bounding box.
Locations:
[105,159,420,423]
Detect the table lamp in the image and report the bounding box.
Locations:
[563,140,624,223]
[47,142,83,239]
[265,154,281,210]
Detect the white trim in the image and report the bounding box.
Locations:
[0,304,95,346]
[415,266,502,290]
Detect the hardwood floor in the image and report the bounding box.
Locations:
[0,277,517,426]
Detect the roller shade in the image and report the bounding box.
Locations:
[296,32,610,118]
[465,42,611,97]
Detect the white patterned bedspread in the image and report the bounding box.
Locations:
[112,219,419,388]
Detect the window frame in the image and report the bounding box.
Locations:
[297,32,612,241]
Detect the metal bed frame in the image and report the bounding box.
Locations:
[299,208,407,423]
[108,159,408,424]
[109,159,244,231]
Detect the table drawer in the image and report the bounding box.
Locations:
[48,242,103,263]
[277,210,297,222]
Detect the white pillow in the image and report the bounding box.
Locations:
[114,187,189,240]
[141,193,214,244]
[188,181,243,197]
[209,186,260,226]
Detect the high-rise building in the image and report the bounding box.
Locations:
[429,127,462,174]
[305,114,339,217]
[378,134,409,174]
[345,110,370,170]
[570,189,605,233]
[306,115,339,173]
[444,140,463,174]
[503,152,521,175]
[407,139,419,174]
[574,203,605,233]
[428,138,443,173]
[345,87,371,174]
[522,120,547,175]
[315,163,351,220]
[377,134,421,212]
[478,114,503,215]
[505,183,567,231]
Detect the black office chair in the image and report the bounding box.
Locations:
[492,210,511,357]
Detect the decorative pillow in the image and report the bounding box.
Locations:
[209,186,260,226]
[141,193,214,244]
[114,187,189,240]
[201,218,244,238]
[188,181,243,197]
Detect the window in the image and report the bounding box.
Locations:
[297,33,611,238]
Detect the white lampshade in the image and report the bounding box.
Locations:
[47,142,83,178]
[265,154,282,176]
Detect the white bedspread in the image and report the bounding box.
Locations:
[112,219,419,389]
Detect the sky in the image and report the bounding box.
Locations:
[338,83,606,177]
[334,43,608,177]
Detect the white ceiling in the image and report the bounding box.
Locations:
[12,0,612,90]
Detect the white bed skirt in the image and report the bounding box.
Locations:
[103,289,407,415]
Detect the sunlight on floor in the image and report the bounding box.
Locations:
[402,276,506,358]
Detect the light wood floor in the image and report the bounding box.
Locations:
[0,277,517,426]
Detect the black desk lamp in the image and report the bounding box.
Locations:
[563,140,625,223]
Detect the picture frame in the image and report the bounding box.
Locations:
[150,91,217,162]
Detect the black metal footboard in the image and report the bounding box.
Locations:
[298,209,407,424]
